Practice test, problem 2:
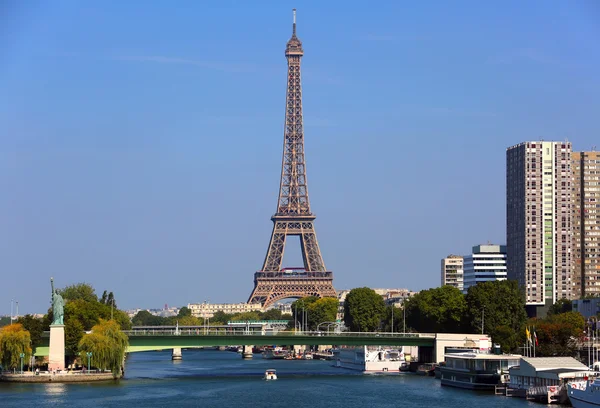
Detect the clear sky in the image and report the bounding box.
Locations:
[2,1,599,314]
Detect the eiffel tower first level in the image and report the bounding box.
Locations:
[248,10,337,308]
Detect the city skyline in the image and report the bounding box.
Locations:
[2,2,600,314]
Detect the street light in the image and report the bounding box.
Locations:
[391,305,394,334]
[86,352,93,374]
[19,353,24,374]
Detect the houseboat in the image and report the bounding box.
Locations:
[334,346,405,373]
[439,351,521,390]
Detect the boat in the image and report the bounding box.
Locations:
[568,379,600,407]
[302,352,313,360]
[333,346,406,373]
[262,347,288,360]
[416,363,436,376]
[400,362,410,372]
[439,351,521,390]
[264,369,277,381]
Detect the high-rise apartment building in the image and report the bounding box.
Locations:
[572,151,600,298]
[507,141,573,313]
[441,255,464,291]
[463,244,507,292]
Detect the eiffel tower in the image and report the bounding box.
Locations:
[248,10,337,308]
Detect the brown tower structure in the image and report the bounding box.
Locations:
[248,10,336,308]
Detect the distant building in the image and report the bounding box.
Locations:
[572,298,600,320]
[441,255,464,291]
[463,244,507,292]
[572,151,600,298]
[337,288,418,308]
[187,302,262,319]
[507,141,573,314]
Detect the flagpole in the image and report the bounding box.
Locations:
[533,327,536,358]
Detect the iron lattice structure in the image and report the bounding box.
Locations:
[248,10,337,308]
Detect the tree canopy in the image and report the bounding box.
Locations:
[59,283,98,303]
[343,288,386,332]
[0,324,32,370]
[531,312,585,357]
[404,285,466,333]
[78,319,129,377]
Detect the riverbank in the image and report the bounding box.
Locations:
[0,371,117,383]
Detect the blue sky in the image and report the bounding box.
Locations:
[2,1,599,314]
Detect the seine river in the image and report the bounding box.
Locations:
[1,349,542,407]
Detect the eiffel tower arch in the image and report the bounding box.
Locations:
[248,10,337,308]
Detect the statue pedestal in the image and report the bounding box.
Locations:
[48,324,65,372]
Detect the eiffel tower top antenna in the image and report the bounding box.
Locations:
[293,9,296,34]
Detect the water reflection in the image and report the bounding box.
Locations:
[44,382,67,403]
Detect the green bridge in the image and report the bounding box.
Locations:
[35,329,490,363]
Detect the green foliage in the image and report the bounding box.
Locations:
[261,308,283,321]
[405,286,466,333]
[343,288,386,332]
[132,310,164,326]
[0,317,11,328]
[308,298,339,330]
[16,315,44,350]
[65,317,85,355]
[211,311,233,325]
[464,280,527,351]
[177,307,191,318]
[78,319,129,377]
[58,283,98,303]
[493,325,520,354]
[381,305,405,333]
[0,324,32,370]
[176,316,202,326]
[548,298,573,315]
[230,311,261,322]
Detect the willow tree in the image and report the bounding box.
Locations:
[0,324,32,370]
[78,319,128,377]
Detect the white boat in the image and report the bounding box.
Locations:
[264,369,277,381]
[440,351,521,390]
[333,346,405,373]
[262,347,288,360]
[568,379,600,407]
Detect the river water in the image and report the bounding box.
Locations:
[1,349,542,407]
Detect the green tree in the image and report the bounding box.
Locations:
[261,308,283,321]
[100,290,108,304]
[106,292,116,309]
[381,305,405,333]
[65,316,85,356]
[343,288,386,332]
[132,310,164,326]
[58,283,98,303]
[292,297,319,329]
[176,316,202,326]
[78,319,129,377]
[308,298,339,330]
[532,312,585,357]
[211,311,232,325]
[0,317,11,328]
[464,280,527,351]
[548,298,573,315]
[0,324,32,370]
[177,307,192,318]
[405,286,466,333]
[230,311,261,322]
[16,315,44,351]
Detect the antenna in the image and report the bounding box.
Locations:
[293,9,297,35]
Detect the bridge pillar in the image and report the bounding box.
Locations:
[172,348,182,361]
[242,345,253,359]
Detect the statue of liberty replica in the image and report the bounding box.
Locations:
[51,278,64,325]
[48,277,66,371]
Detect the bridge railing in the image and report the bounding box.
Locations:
[121,329,436,338]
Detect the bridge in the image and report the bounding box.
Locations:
[34,326,490,363]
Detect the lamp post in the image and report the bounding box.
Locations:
[391,305,394,334]
[403,304,406,334]
[19,353,24,374]
[481,306,485,335]
[86,352,92,374]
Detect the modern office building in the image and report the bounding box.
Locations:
[462,244,507,292]
[572,151,600,298]
[506,141,573,314]
[441,255,464,291]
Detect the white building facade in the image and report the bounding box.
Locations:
[463,244,507,292]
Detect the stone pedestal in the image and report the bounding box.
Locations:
[48,324,65,372]
[172,348,182,361]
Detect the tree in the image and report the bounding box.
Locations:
[261,308,283,321]
[404,286,466,333]
[464,280,527,351]
[381,305,405,333]
[0,324,32,370]
[58,283,98,303]
[532,312,585,357]
[177,307,191,318]
[0,317,11,328]
[211,311,232,325]
[292,297,319,329]
[230,312,261,322]
[132,310,163,326]
[176,315,202,326]
[65,316,85,356]
[16,315,44,351]
[343,288,386,332]
[308,298,339,330]
[548,298,573,315]
[78,319,129,377]
[100,290,108,305]
[106,292,116,309]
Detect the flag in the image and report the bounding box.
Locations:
[534,330,538,346]
[526,327,531,345]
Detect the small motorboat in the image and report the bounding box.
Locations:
[264,369,277,381]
